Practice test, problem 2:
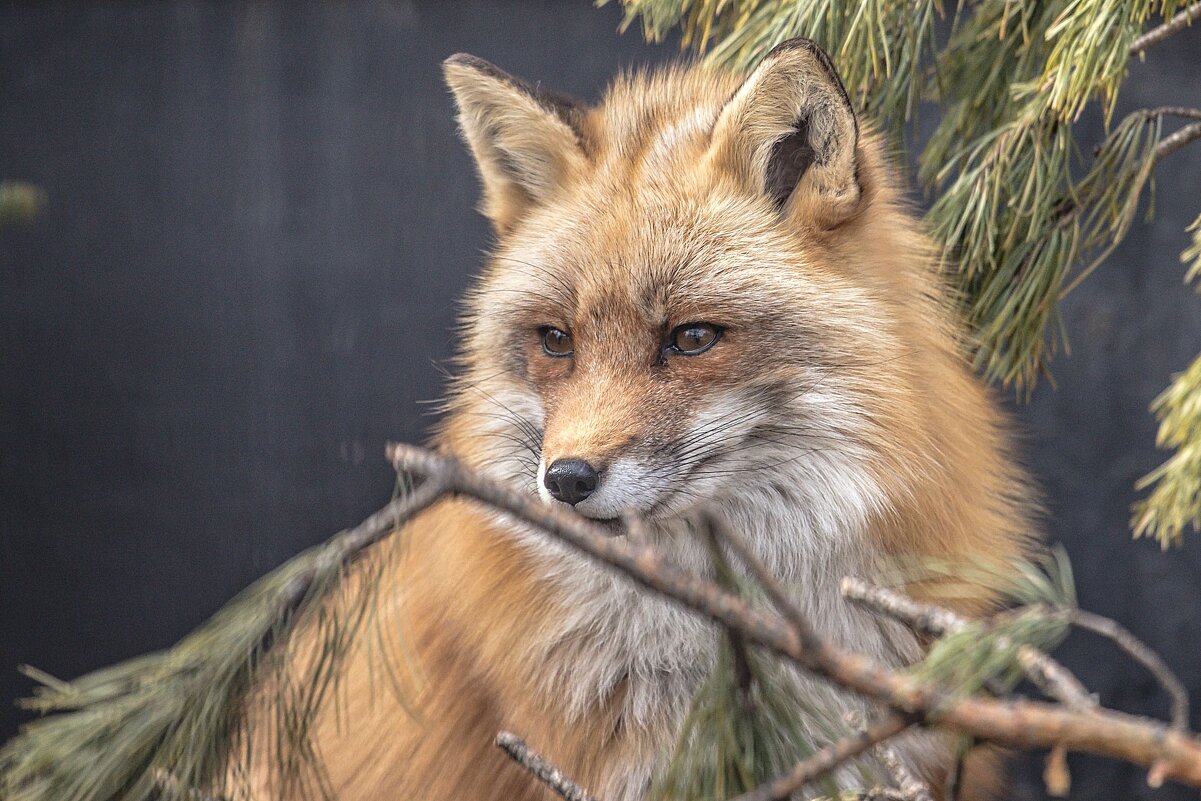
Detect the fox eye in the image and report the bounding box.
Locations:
[540,326,574,357]
[669,322,721,355]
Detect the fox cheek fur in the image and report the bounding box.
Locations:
[239,39,1032,801]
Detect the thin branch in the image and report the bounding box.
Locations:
[859,789,909,801]
[876,740,936,801]
[495,731,600,801]
[1154,121,1201,163]
[387,443,1201,789]
[1144,106,1201,122]
[728,715,915,801]
[841,578,1094,710]
[838,578,965,640]
[1130,2,1201,55]
[1061,608,1190,731]
[704,511,824,658]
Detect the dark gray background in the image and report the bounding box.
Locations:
[2,2,1200,799]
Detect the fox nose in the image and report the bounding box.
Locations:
[544,458,600,506]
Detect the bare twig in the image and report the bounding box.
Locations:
[495,731,600,801]
[1043,745,1072,797]
[1153,120,1201,163]
[844,710,935,801]
[839,578,963,640]
[841,578,1094,711]
[1059,608,1189,731]
[860,789,909,801]
[876,740,935,801]
[728,715,915,801]
[1144,106,1201,122]
[1130,2,1201,55]
[388,443,1201,788]
[1013,648,1093,711]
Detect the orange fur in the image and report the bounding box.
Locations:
[237,42,1034,801]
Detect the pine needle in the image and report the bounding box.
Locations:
[0,483,421,801]
[901,549,1077,699]
[0,180,45,223]
[650,535,872,800]
[1133,352,1201,547]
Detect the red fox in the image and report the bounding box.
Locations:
[241,39,1032,801]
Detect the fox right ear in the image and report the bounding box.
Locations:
[709,38,861,229]
[443,54,588,233]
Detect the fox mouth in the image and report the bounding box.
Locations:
[578,515,626,536]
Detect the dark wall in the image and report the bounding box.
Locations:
[2,3,1200,799]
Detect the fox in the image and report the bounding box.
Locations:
[238,39,1033,801]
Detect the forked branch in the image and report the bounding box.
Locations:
[840,578,1094,710]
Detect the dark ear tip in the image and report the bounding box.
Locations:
[764,36,828,62]
[444,53,481,69]
[762,36,856,139]
[443,53,509,81]
[763,37,841,87]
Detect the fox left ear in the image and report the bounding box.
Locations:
[709,38,860,229]
[444,54,589,233]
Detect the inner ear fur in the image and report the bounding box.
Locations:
[709,38,861,229]
[443,54,589,232]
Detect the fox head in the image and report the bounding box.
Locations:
[439,41,1026,574]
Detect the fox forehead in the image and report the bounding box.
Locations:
[479,193,866,342]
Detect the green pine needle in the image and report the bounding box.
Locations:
[0,180,45,223]
[904,548,1077,698]
[650,632,856,801]
[1182,212,1201,285]
[651,537,869,801]
[0,491,412,801]
[1133,352,1201,548]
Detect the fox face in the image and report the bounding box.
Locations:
[480,197,893,532]
[443,43,911,545]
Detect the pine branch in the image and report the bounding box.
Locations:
[1130,2,1201,54]
[495,732,600,801]
[0,475,448,801]
[272,475,449,617]
[840,578,1094,710]
[388,443,1201,789]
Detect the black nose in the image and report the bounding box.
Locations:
[544,458,599,506]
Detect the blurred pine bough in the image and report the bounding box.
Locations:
[606,0,1201,547]
[0,180,44,224]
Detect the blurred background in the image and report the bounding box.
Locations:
[1,2,1200,799]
